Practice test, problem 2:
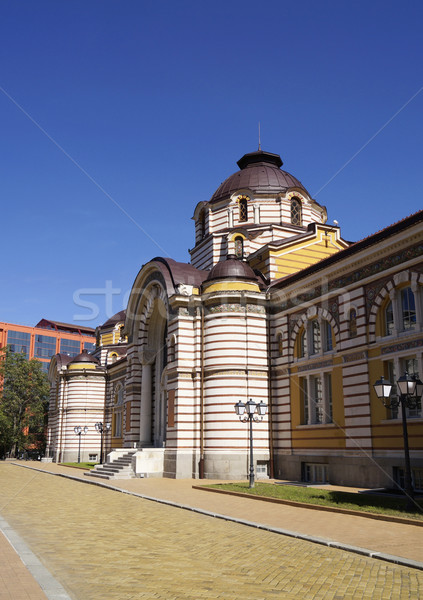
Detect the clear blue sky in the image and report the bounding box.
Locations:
[1,1,422,328]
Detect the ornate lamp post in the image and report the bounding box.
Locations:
[74,426,88,464]
[95,422,111,464]
[234,399,267,489]
[373,372,423,510]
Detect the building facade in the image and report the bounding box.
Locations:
[0,319,96,373]
[46,149,423,488]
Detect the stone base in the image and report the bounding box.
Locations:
[274,452,423,488]
[133,448,165,476]
[162,449,270,480]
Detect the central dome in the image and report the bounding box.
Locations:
[210,150,308,203]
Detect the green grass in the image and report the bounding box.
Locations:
[60,462,98,470]
[202,482,423,521]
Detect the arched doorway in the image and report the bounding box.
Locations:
[139,289,168,447]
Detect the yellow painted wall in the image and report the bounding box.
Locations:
[101,332,114,346]
[290,364,346,450]
[274,234,343,279]
[203,281,260,293]
[250,228,345,281]
[368,354,423,451]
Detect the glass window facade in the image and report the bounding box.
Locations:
[60,338,81,357]
[34,334,56,359]
[7,330,31,358]
[40,361,50,373]
[84,342,95,352]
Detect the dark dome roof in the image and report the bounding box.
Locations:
[100,310,126,329]
[206,255,258,282]
[69,349,100,365]
[210,150,308,203]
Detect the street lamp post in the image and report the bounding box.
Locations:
[373,372,423,510]
[234,399,267,488]
[95,422,111,464]
[74,426,88,464]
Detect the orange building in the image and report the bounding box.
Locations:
[0,319,96,373]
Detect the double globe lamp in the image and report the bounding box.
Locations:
[373,372,423,509]
[234,399,267,489]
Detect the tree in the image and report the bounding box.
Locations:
[0,347,50,458]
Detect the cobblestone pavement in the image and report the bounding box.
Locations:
[0,463,422,600]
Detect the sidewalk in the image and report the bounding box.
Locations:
[0,527,49,600]
[1,461,422,600]
[19,461,423,565]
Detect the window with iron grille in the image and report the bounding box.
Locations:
[291,198,302,226]
[238,197,248,222]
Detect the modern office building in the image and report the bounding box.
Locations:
[46,148,423,489]
[0,319,96,373]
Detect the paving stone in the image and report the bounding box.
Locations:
[0,464,422,599]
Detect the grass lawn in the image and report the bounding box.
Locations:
[203,482,423,521]
[60,462,98,470]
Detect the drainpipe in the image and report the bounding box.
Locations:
[266,297,275,479]
[199,303,205,478]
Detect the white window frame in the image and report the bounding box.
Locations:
[300,371,333,425]
[383,284,422,337]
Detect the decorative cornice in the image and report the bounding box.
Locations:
[272,241,423,312]
[342,351,368,363]
[297,359,333,373]
[208,303,266,315]
[381,337,423,356]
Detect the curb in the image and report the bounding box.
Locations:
[192,485,423,527]
[10,463,423,572]
[0,515,72,600]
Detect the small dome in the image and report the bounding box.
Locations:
[210,150,308,204]
[100,310,126,329]
[69,349,100,365]
[206,255,258,282]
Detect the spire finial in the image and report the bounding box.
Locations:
[258,121,261,150]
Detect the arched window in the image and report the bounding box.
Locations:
[311,320,321,354]
[385,300,394,336]
[291,198,302,226]
[298,328,306,358]
[323,321,333,352]
[277,333,283,357]
[349,309,357,338]
[401,287,416,331]
[238,197,248,222]
[379,284,419,337]
[113,385,124,438]
[199,209,206,239]
[234,236,244,258]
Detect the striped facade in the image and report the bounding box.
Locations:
[46,148,423,489]
[47,355,106,463]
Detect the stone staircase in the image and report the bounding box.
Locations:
[85,451,137,480]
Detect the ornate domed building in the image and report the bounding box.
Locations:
[47,148,423,491]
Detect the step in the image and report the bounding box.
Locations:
[84,471,112,480]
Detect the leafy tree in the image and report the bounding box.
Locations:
[0,347,50,458]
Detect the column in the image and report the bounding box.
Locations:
[139,362,152,445]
